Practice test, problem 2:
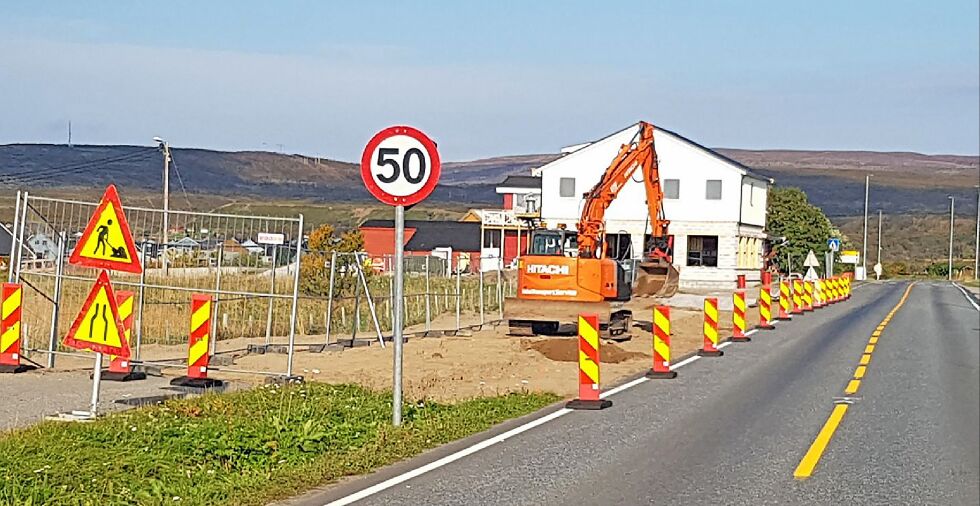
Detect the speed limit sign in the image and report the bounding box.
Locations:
[360,126,441,206]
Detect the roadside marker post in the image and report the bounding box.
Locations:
[831,278,840,303]
[646,306,677,379]
[731,291,750,342]
[361,126,441,426]
[791,279,804,315]
[567,314,612,409]
[757,284,775,329]
[813,279,825,308]
[0,283,33,373]
[103,290,146,382]
[698,297,724,357]
[803,281,814,312]
[777,280,792,320]
[844,277,851,299]
[171,294,223,389]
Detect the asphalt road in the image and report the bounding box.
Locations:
[313,281,979,505]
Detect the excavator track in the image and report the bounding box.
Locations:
[505,297,633,341]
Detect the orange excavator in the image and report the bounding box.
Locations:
[505,121,679,338]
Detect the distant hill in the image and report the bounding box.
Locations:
[0,143,976,216]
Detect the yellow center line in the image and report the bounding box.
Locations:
[793,282,915,480]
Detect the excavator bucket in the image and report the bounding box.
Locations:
[633,260,680,298]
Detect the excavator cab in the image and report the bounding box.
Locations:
[528,229,577,256]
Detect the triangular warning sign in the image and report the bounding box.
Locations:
[69,184,142,274]
[63,270,131,358]
[803,250,820,268]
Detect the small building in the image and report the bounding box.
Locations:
[530,122,772,289]
[359,220,483,274]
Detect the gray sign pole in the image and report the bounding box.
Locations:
[392,204,405,426]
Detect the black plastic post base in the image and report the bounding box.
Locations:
[645,370,677,379]
[264,375,305,385]
[731,336,751,342]
[697,349,724,357]
[776,316,791,321]
[755,324,776,330]
[170,376,224,389]
[0,363,36,374]
[101,371,147,382]
[565,398,612,410]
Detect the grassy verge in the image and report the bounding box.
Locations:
[0,384,559,505]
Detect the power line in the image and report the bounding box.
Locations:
[3,152,155,186]
[0,149,154,184]
[167,151,194,210]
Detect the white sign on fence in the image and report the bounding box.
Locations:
[257,232,285,245]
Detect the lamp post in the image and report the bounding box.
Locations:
[153,137,171,275]
[974,185,979,280]
[862,174,870,279]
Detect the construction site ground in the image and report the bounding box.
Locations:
[2,291,759,430]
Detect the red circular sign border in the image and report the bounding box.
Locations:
[360,126,441,206]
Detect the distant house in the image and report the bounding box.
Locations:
[171,237,201,251]
[240,239,265,255]
[359,220,483,273]
[27,234,58,260]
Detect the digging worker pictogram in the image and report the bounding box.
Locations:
[94,219,128,260]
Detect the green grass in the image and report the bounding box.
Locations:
[0,384,559,506]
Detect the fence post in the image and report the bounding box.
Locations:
[14,191,29,283]
[135,244,148,360]
[210,243,224,355]
[265,246,278,344]
[425,255,431,331]
[46,233,67,368]
[7,191,20,284]
[285,214,304,378]
[479,267,485,325]
[325,250,337,345]
[455,255,461,330]
[354,252,386,347]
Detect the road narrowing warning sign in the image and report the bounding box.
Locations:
[63,270,131,358]
[69,184,142,274]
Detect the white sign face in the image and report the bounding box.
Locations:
[367,135,433,197]
[840,252,860,264]
[803,250,820,267]
[257,232,285,245]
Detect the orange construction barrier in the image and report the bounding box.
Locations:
[170,294,223,389]
[698,297,724,357]
[103,290,146,381]
[803,281,814,312]
[813,279,825,308]
[646,306,677,379]
[732,290,750,342]
[791,279,804,314]
[0,283,33,373]
[777,280,792,320]
[757,284,775,329]
[567,314,612,409]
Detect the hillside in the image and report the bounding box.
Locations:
[0,144,976,217]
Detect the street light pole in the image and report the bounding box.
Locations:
[974,186,979,280]
[155,138,171,274]
[948,196,955,281]
[862,174,870,279]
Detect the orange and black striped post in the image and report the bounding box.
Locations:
[791,279,804,314]
[698,297,724,357]
[646,306,677,379]
[566,314,612,409]
[777,280,792,320]
[803,281,814,312]
[757,284,775,329]
[104,291,146,381]
[731,291,750,342]
[0,283,32,373]
[170,294,223,389]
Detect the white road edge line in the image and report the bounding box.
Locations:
[325,325,745,505]
[952,283,980,311]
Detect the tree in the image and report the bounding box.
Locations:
[766,187,835,274]
[300,224,367,296]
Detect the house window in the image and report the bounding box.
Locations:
[706,180,722,200]
[559,177,576,198]
[687,235,718,267]
[664,179,680,199]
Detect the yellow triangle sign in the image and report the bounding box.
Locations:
[69,184,143,274]
[63,271,131,358]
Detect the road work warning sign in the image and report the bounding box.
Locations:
[63,270,131,357]
[69,184,142,274]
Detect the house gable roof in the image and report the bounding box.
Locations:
[361,220,482,252]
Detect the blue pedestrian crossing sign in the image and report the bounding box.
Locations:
[827,238,841,252]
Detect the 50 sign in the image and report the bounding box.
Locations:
[361,126,441,206]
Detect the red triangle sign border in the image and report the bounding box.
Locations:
[68,184,143,274]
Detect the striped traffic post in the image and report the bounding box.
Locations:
[567,314,612,409]
[813,279,825,308]
[803,281,814,312]
[698,297,724,357]
[0,283,32,373]
[103,291,146,381]
[831,277,840,303]
[791,279,804,315]
[757,284,775,329]
[646,306,677,379]
[844,277,851,299]
[777,280,792,320]
[171,294,223,389]
[732,291,750,342]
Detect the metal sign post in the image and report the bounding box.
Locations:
[360,125,441,427]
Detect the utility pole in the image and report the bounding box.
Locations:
[155,137,171,274]
[975,186,979,280]
[877,210,882,263]
[862,174,870,280]
[948,196,955,281]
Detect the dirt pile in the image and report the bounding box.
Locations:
[521,338,646,364]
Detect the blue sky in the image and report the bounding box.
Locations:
[1,1,977,160]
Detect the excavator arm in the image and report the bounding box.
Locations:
[577,121,670,259]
